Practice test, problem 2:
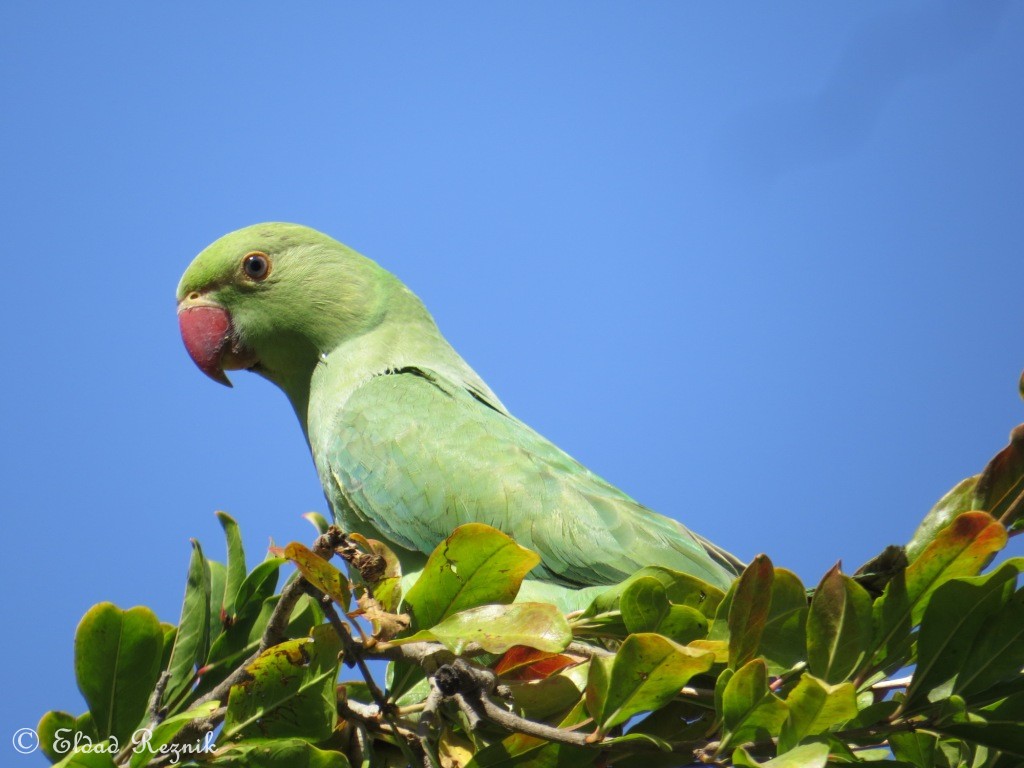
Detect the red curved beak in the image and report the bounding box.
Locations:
[178,304,234,387]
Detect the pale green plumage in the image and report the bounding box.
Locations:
[178,223,743,601]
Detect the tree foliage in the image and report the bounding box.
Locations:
[39,426,1024,767]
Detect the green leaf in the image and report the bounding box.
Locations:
[629,700,716,744]
[888,731,938,768]
[656,605,710,645]
[731,748,760,767]
[864,568,913,677]
[163,539,213,709]
[281,541,350,610]
[761,568,809,675]
[222,624,341,741]
[728,555,774,669]
[734,742,829,768]
[621,577,668,632]
[936,738,971,768]
[159,623,176,674]
[126,700,220,768]
[505,661,589,721]
[582,566,725,619]
[904,559,1023,711]
[720,658,789,752]
[216,511,248,617]
[302,511,332,536]
[233,557,285,615]
[211,738,351,767]
[404,523,540,630]
[600,732,673,750]
[197,566,285,698]
[52,747,118,768]
[74,603,163,744]
[620,577,709,644]
[583,652,612,732]
[288,592,325,638]
[954,562,1024,699]
[779,673,857,752]
[398,602,572,655]
[390,667,431,707]
[715,665,734,718]
[806,565,872,684]
[38,711,77,764]
[208,559,227,646]
[588,632,714,737]
[846,699,899,729]
[934,720,1024,759]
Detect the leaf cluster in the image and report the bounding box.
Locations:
[38,427,1024,767]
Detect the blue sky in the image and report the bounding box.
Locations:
[2,2,1022,752]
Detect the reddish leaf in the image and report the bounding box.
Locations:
[905,511,1007,624]
[495,645,580,681]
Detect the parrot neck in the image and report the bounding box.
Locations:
[270,276,474,443]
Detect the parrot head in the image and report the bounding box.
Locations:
[176,223,389,390]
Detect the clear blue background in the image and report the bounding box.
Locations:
[2,2,1022,753]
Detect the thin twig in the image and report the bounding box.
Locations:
[470,691,590,746]
[567,641,614,658]
[147,671,171,722]
[321,599,391,709]
[455,694,484,730]
[321,598,422,766]
[417,678,445,768]
[433,659,592,747]
[997,487,1024,528]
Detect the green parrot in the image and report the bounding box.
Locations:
[177,223,743,607]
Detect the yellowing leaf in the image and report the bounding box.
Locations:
[905,511,1007,624]
[404,524,540,630]
[395,602,571,655]
[282,541,351,610]
[779,673,857,752]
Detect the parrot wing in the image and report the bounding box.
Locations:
[323,367,741,591]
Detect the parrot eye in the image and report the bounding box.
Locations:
[242,252,271,281]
